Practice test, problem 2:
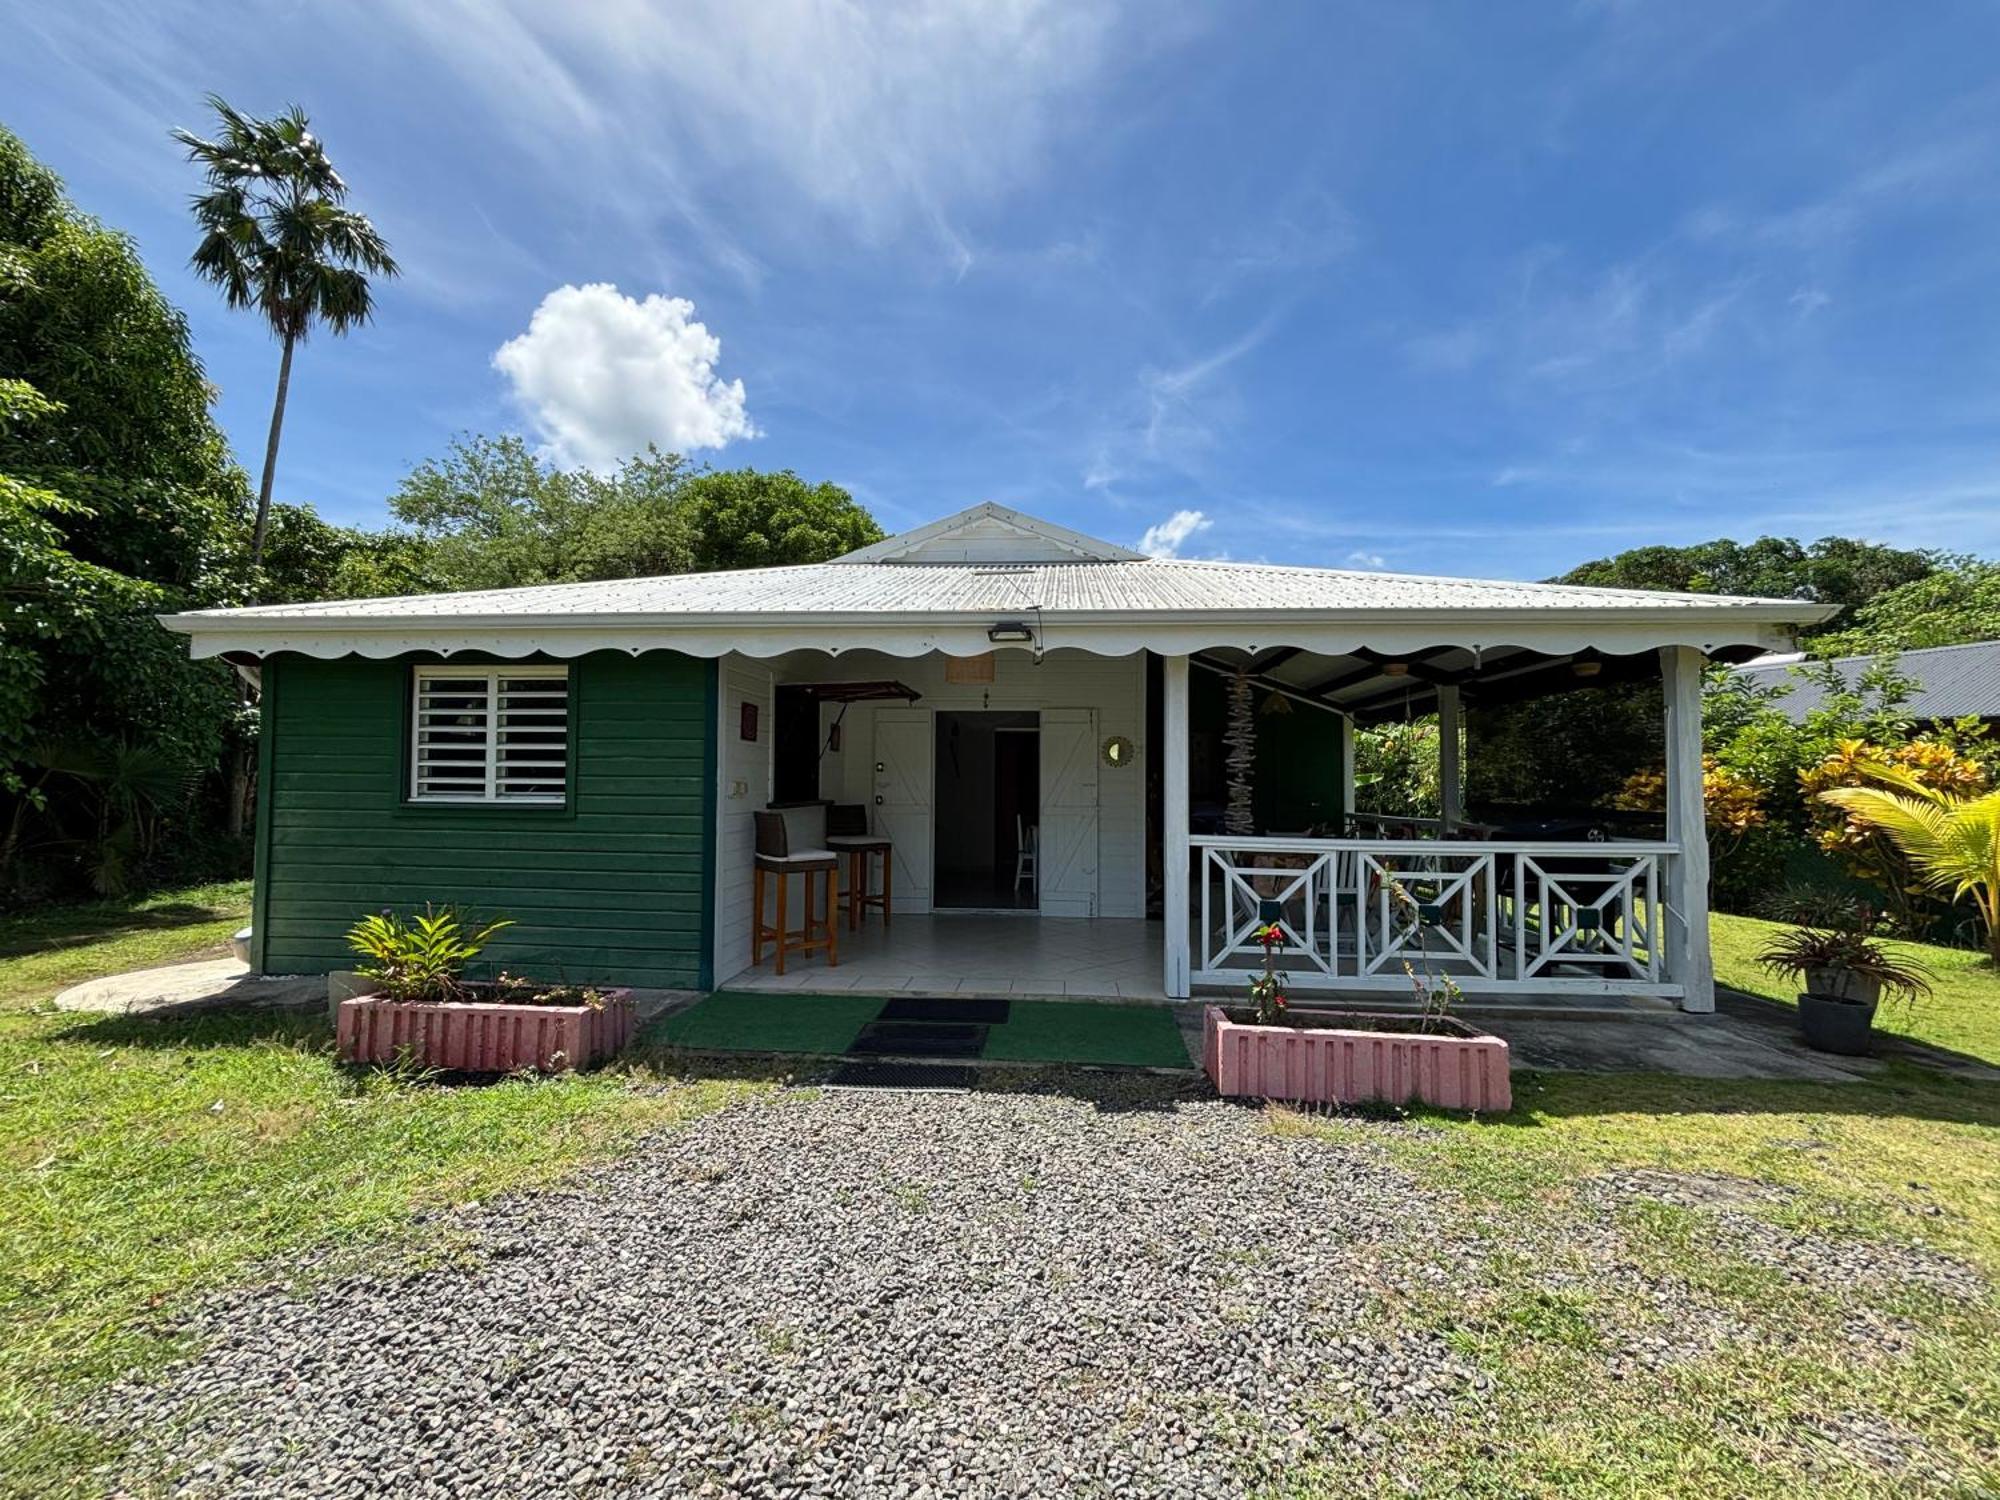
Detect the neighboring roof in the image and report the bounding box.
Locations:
[1730,639,2000,721]
[834,501,1147,564]
[159,503,1837,663]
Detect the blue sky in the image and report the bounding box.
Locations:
[6,0,1999,579]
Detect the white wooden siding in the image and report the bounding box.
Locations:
[807,649,1146,918]
[712,654,774,986]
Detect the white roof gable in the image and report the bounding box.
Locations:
[835,501,1145,564]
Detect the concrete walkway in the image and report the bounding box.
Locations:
[54,958,703,1024]
[53,958,323,1016]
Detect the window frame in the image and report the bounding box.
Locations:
[405,664,574,808]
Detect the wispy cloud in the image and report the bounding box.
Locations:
[366,0,1163,272]
[1137,508,1212,558]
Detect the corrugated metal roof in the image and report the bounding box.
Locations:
[1731,639,2000,720]
[164,555,1818,625]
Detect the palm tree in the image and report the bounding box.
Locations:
[174,95,397,585]
[1818,766,2000,963]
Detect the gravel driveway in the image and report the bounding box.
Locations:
[96,1073,1978,1498]
[100,1075,1486,1498]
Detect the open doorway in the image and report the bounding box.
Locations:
[933,710,1039,910]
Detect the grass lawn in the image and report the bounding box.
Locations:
[1272,918,2000,1497]
[2,886,1997,1498]
[1714,910,2000,1066]
[0,882,772,1500]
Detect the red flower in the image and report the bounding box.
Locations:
[1257,923,1285,948]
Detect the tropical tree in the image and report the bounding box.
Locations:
[174,95,397,581]
[0,127,246,899]
[678,468,884,571]
[1812,558,2000,657]
[1818,767,2000,964]
[1554,535,1937,638]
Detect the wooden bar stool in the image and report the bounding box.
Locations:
[751,809,839,976]
[826,803,893,932]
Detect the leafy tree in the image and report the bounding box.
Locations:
[1812,559,2000,657]
[1353,719,1440,820]
[334,436,881,599]
[380,435,691,593]
[0,127,247,897]
[680,468,883,571]
[1555,536,1936,635]
[174,95,397,580]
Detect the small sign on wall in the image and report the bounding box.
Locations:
[739,701,759,741]
[944,652,997,684]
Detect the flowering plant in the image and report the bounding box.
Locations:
[1249,922,1289,1025]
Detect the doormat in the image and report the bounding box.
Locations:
[846,1020,989,1058]
[879,996,1012,1025]
[824,1060,976,1091]
[650,991,1194,1070]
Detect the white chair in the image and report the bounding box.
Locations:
[1014,815,1038,895]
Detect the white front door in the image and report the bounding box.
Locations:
[1039,708,1100,917]
[872,709,933,912]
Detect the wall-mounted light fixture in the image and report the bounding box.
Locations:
[1381,660,1410,677]
[987,621,1035,644]
[1571,659,1603,679]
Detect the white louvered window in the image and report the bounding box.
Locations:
[410,666,569,804]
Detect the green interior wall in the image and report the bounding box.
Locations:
[254,650,715,990]
[1189,670,1346,831]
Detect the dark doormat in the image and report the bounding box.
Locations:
[847,1020,989,1058]
[879,996,1012,1025]
[825,1060,976,1091]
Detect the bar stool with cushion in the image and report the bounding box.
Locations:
[752,807,839,975]
[825,803,893,932]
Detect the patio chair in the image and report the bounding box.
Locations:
[1014,814,1038,895]
[825,802,892,931]
[752,807,839,975]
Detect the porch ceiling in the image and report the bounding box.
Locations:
[1192,639,1753,724]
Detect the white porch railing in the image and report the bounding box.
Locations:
[1191,835,1683,998]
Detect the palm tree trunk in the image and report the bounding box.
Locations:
[251,328,297,586]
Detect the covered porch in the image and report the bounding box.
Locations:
[1166,642,1714,1009]
[724,637,1724,1013]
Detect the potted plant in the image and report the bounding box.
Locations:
[1202,898,1511,1113]
[336,905,635,1073]
[1756,916,1932,1056]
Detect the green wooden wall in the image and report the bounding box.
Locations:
[1190,669,1347,831]
[253,651,716,990]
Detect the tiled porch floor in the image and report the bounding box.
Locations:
[727,914,1165,999]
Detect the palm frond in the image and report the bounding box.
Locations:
[173,96,395,342]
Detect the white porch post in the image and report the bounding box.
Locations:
[1436,684,1463,834]
[1661,646,1715,1013]
[1162,653,1191,999]
[1339,713,1356,822]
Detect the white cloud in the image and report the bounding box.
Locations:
[1137,509,1212,558]
[1345,550,1388,569]
[492,284,757,469]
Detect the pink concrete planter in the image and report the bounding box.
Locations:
[338,988,635,1073]
[1203,1006,1511,1113]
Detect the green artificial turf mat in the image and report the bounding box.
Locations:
[649,991,881,1054]
[976,999,1192,1068]
[651,991,1193,1070]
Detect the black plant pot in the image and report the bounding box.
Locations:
[1797,991,1878,1056]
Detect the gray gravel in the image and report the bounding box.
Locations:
[93,1076,1984,1499]
[99,1076,1485,1499]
